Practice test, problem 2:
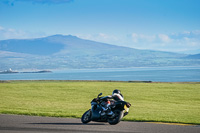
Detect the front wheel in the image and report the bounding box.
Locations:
[108,109,123,125]
[81,109,92,124]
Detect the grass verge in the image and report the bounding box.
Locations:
[0,80,199,125]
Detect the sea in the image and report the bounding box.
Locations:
[0,66,200,82]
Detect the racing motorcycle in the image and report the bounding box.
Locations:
[81,93,131,125]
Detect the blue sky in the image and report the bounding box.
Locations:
[0,0,200,53]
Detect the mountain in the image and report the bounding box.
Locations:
[0,35,64,55]
[0,35,199,70]
[185,54,200,59]
[180,49,200,54]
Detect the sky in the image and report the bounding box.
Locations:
[0,0,200,53]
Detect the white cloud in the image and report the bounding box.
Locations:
[131,33,156,43]
[0,26,4,30]
[98,33,110,39]
[0,26,46,40]
[77,33,119,44]
[127,30,200,53]
[131,33,138,43]
[0,27,24,40]
[77,31,200,53]
[158,34,171,43]
[192,30,200,35]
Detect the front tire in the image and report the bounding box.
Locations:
[81,109,92,124]
[108,109,123,125]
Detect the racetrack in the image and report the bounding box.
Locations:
[0,114,199,133]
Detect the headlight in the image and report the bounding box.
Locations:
[124,105,129,112]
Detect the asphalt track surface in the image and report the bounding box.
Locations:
[0,114,199,133]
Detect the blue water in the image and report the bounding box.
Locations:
[0,66,200,82]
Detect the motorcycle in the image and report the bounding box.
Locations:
[81,93,131,125]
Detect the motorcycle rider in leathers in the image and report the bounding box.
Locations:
[100,89,124,115]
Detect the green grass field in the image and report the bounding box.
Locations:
[0,81,199,125]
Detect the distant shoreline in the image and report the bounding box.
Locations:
[0,70,52,74]
[1,67,199,82]
[0,80,199,84]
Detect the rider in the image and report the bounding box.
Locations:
[100,89,124,115]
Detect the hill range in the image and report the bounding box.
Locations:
[0,34,199,70]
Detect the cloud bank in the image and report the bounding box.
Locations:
[0,26,46,40]
[127,30,200,53]
[78,30,200,54]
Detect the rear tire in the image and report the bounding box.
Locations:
[81,109,92,124]
[108,109,123,125]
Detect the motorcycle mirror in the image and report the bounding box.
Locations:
[98,93,102,97]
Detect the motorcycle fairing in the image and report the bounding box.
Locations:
[91,105,101,121]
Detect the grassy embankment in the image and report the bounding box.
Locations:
[0,80,199,125]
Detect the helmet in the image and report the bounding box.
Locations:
[112,89,121,95]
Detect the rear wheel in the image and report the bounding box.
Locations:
[108,109,123,125]
[81,109,92,124]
